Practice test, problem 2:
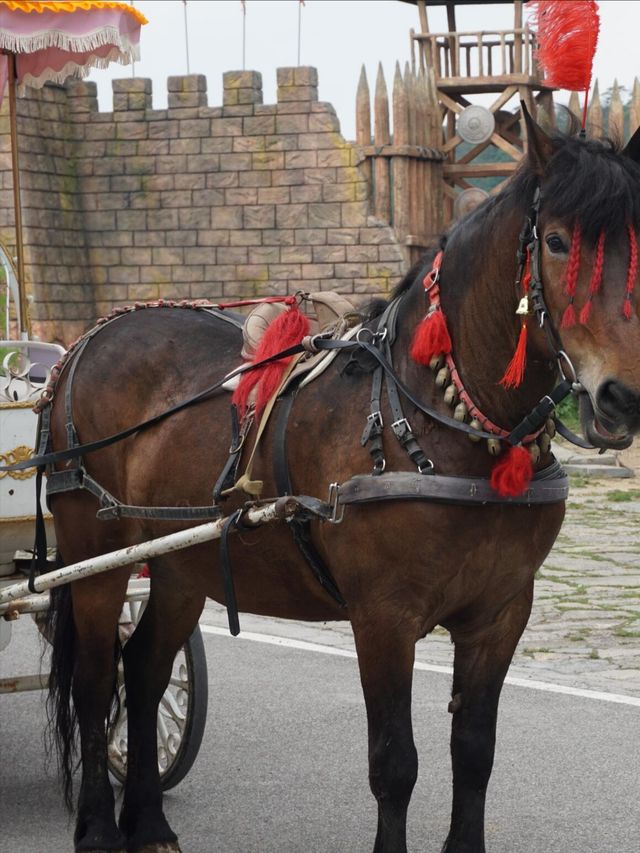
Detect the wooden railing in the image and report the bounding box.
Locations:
[411,28,538,81]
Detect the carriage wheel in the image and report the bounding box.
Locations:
[107,598,209,791]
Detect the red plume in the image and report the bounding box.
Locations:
[233,304,310,417]
[529,1,599,92]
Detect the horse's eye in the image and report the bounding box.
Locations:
[545,234,567,254]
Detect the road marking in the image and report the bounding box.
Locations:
[200,624,640,708]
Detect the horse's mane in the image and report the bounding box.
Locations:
[371,128,640,317]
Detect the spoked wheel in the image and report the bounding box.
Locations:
[107,597,209,790]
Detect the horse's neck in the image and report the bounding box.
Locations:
[401,212,556,430]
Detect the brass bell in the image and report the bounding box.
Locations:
[435,366,450,388]
[545,418,556,438]
[468,418,482,442]
[529,443,541,464]
[444,384,458,406]
[430,354,444,371]
[454,402,468,422]
[538,432,551,454]
[487,438,502,456]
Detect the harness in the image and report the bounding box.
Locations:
[2,187,585,623]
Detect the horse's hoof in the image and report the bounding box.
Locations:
[130,845,182,853]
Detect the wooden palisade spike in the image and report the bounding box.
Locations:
[630,78,640,137]
[567,90,581,120]
[587,79,602,138]
[608,79,624,142]
[356,65,372,147]
[374,62,391,223]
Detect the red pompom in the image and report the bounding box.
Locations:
[500,323,528,389]
[410,309,452,365]
[233,304,310,417]
[529,1,599,92]
[490,445,533,497]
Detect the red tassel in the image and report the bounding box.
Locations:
[410,309,452,365]
[561,302,576,328]
[579,299,593,325]
[530,1,599,92]
[233,304,310,417]
[623,224,638,320]
[500,323,528,389]
[490,445,533,497]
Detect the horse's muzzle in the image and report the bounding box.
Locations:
[579,383,637,450]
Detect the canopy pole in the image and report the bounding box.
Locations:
[7,52,29,338]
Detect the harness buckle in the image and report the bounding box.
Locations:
[391,417,410,440]
[361,411,383,446]
[328,482,345,524]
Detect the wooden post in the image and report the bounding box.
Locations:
[416,0,429,74]
[514,1,523,74]
[608,79,624,142]
[356,65,372,186]
[374,63,391,223]
[393,62,410,259]
[567,91,581,121]
[587,79,602,137]
[405,64,417,248]
[630,78,640,137]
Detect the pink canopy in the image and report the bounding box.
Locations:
[0,1,146,92]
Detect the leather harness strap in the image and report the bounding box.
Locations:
[337,464,568,509]
[272,386,346,607]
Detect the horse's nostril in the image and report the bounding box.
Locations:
[596,379,640,423]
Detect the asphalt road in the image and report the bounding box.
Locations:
[1,619,639,853]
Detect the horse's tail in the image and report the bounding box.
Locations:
[44,558,77,811]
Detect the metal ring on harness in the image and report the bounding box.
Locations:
[557,350,582,390]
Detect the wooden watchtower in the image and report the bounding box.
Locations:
[402,0,554,221]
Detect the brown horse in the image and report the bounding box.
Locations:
[43,113,640,853]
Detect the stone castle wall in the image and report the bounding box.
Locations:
[0,67,406,345]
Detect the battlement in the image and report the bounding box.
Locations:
[0,67,405,345]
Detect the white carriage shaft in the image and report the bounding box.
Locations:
[0,499,292,610]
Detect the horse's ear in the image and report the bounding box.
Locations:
[622,126,640,163]
[521,102,554,175]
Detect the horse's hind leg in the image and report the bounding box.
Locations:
[442,584,534,853]
[352,616,418,853]
[118,556,205,853]
[70,569,131,852]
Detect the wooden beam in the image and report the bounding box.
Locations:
[444,162,517,177]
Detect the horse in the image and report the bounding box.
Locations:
[42,111,640,853]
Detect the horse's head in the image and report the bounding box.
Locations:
[523,110,640,449]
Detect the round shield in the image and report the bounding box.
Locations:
[453,187,490,220]
[457,105,495,144]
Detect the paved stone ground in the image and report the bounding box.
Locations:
[202,440,640,699]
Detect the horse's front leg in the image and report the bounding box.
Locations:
[352,615,418,853]
[442,583,534,853]
[118,568,204,853]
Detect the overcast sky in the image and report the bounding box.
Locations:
[88,1,640,139]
